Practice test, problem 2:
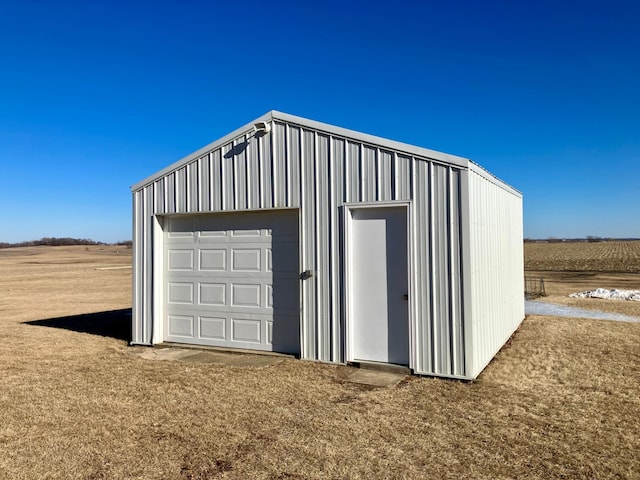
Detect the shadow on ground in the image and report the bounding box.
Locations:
[25,308,131,342]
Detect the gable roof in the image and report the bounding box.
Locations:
[132,110,519,196]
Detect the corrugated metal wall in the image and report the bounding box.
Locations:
[132,113,522,379]
[466,167,524,378]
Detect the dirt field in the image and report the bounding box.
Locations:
[525,240,640,317]
[1,245,639,479]
[525,239,640,273]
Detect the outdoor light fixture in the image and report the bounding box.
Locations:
[253,121,271,134]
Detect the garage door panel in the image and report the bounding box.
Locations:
[231,248,262,271]
[168,282,194,304]
[231,283,262,307]
[231,318,261,343]
[168,249,195,271]
[200,316,226,340]
[168,315,194,337]
[164,210,300,354]
[199,249,227,270]
[231,229,262,237]
[198,283,226,305]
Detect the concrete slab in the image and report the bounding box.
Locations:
[336,366,407,387]
[181,351,284,367]
[130,346,284,367]
[134,347,200,361]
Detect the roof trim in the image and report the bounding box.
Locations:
[131,110,519,197]
[269,110,470,168]
[468,161,523,197]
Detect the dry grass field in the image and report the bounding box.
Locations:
[525,240,640,317]
[1,245,639,479]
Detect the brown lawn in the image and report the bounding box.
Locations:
[0,245,638,479]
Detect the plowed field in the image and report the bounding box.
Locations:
[524,240,640,272]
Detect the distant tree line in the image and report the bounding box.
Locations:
[524,236,640,243]
[0,238,132,249]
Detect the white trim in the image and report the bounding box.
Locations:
[152,215,164,344]
[272,111,469,169]
[343,201,413,368]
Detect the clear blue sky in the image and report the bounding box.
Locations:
[1,0,638,243]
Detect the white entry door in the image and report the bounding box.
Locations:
[163,210,300,354]
[347,206,409,366]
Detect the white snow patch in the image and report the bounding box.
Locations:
[525,300,640,322]
[569,288,640,301]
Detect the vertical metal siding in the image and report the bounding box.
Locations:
[199,153,209,212]
[361,146,376,202]
[286,125,301,207]
[300,129,316,359]
[466,169,524,378]
[132,116,521,380]
[315,134,331,361]
[413,160,431,371]
[379,150,392,201]
[233,137,247,210]
[330,137,345,362]
[211,150,222,211]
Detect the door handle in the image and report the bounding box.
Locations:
[402,294,409,300]
[300,270,313,280]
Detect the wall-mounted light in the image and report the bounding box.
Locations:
[253,121,271,134]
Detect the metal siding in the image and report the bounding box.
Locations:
[211,150,222,211]
[434,165,450,374]
[467,169,524,378]
[247,134,260,209]
[409,161,466,377]
[233,136,248,210]
[200,154,211,212]
[300,129,316,359]
[154,178,165,214]
[379,150,392,201]
[166,172,176,214]
[132,186,155,345]
[316,134,331,361]
[330,137,345,362]
[132,128,467,373]
[361,145,376,202]
[273,123,287,208]
[286,125,301,207]
[413,160,432,372]
[188,161,199,212]
[346,141,360,202]
[221,144,233,209]
[450,168,465,374]
[395,154,412,201]
[260,132,273,209]
[132,190,143,343]
[132,113,519,379]
[175,167,187,213]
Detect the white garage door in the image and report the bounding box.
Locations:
[163,210,300,354]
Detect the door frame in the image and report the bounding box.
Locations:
[343,201,414,368]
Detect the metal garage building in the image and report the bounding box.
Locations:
[131,111,524,380]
